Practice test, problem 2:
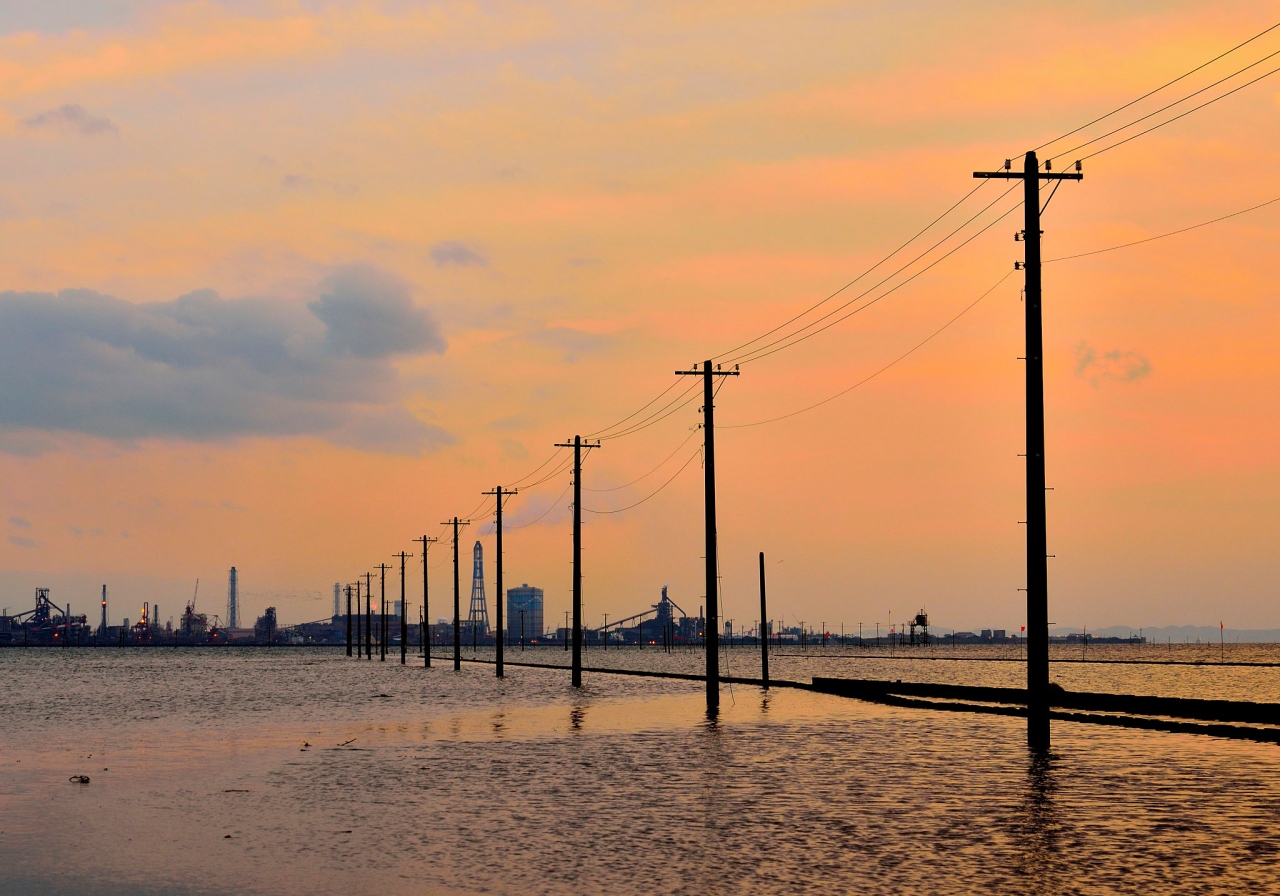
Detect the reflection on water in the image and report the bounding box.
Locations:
[1016,750,1060,894]
[1,648,1279,896]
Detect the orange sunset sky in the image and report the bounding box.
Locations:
[1,1,1277,634]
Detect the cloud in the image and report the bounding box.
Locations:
[501,438,529,460]
[8,516,31,528]
[308,265,446,358]
[1074,343,1152,386]
[525,326,614,362]
[22,104,117,136]
[8,535,37,549]
[0,265,451,454]
[430,241,488,268]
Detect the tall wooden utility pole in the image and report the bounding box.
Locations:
[415,535,438,667]
[975,150,1082,750]
[676,360,738,713]
[554,436,599,687]
[440,517,470,671]
[394,551,412,664]
[376,563,392,662]
[483,486,518,678]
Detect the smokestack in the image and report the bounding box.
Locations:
[228,567,239,628]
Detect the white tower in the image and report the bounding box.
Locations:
[467,541,489,636]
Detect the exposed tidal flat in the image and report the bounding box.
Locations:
[2,646,1279,895]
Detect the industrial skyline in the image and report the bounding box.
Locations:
[0,2,1277,636]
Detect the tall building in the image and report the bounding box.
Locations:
[507,584,544,643]
[227,567,239,629]
[333,583,341,618]
[466,541,490,637]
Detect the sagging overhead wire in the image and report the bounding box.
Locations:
[1032,21,1280,156]
[734,194,1027,366]
[710,179,992,363]
[582,428,698,492]
[1076,60,1280,163]
[597,381,702,442]
[1049,44,1280,165]
[582,450,701,515]
[1046,194,1280,263]
[508,482,573,529]
[722,269,1016,429]
[517,453,576,491]
[723,182,1021,367]
[504,447,567,489]
[585,378,684,440]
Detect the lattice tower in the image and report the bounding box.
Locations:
[467,541,490,636]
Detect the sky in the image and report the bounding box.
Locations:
[0,0,1277,635]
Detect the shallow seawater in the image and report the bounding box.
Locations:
[2,647,1279,895]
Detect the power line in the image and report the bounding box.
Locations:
[517,453,576,491]
[582,428,698,491]
[722,269,1017,429]
[725,183,1021,366]
[1079,61,1280,162]
[582,450,701,515]
[1033,21,1280,155]
[710,180,992,362]
[1046,195,1280,263]
[735,196,1026,365]
[504,447,567,488]
[1050,45,1280,164]
[508,482,573,529]
[585,378,684,439]
[597,382,702,442]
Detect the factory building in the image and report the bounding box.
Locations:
[506,584,544,643]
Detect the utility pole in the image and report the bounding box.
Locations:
[345,584,353,657]
[440,517,471,671]
[975,150,1082,750]
[364,572,373,660]
[554,435,599,688]
[355,579,363,657]
[483,486,517,678]
[415,536,438,667]
[395,551,412,665]
[758,552,769,687]
[377,563,392,662]
[676,360,739,713]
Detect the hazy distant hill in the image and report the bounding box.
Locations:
[1079,625,1280,644]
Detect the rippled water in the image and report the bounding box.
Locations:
[3,646,1279,895]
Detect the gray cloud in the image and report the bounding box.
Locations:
[1074,343,1152,386]
[8,535,37,549]
[0,265,451,454]
[23,104,118,136]
[430,241,488,268]
[8,516,31,528]
[309,265,446,358]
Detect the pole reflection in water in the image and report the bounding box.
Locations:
[1016,748,1062,894]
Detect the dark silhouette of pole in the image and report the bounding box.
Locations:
[395,551,411,664]
[676,360,738,713]
[355,580,363,656]
[758,551,769,687]
[345,584,353,657]
[483,486,517,678]
[555,435,599,688]
[415,536,437,667]
[975,151,1082,750]
[441,517,470,671]
[520,609,525,651]
[377,563,392,662]
[364,572,373,660]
